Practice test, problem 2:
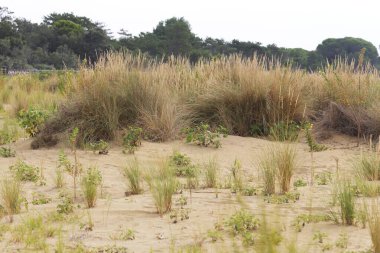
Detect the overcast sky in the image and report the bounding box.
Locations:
[2,0,379,51]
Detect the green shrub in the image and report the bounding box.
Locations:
[110,228,136,240]
[293,178,307,187]
[169,151,191,168]
[56,193,74,214]
[225,209,259,246]
[81,167,102,208]
[0,146,15,157]
[9,160,40,182]
[31,192,51,205]
[269,121,300,142]
[183,124,227,148]
[17,107,48,137]
[123,126,143,154]
[315,171,333,185]
[264,191,300,204]
[88,139,109,155]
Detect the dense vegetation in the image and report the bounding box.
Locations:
[0,6,379,71]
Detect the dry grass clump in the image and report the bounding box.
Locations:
[204,157,219,188]
[81,166,102,208]
[35,53,182,146]
[187,56,307,136]
[124,158,143,195]
[354,151,380,181]
[32,53,311,147]
[0,178,22,222]
[146,161,178,216]
[259,145,297,194]
[3,52,378,148]
[0,73,65,117]
[315,59,380,138]
[366,200,380,253]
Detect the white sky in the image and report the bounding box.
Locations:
[2,0,379,51]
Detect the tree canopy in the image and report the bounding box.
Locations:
[0,7,378,71]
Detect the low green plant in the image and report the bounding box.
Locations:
[304,122,327,152]
[88,139,109,155]
[169,151,191,167]
[122,126,143,154]
[315,171,333,185]
[146,162,178,216]
[225,209,260,247]
[183,123,227,148]
[17,107,48,137]
[269,121,300,142]
[169,151,193,177]
[31,192,51,205]
[170,208,190,223]
[264,191,300,204]
[335,232,348,249]
[56,192,74,214]
[9,160,40,182]
[124,158,143,195]
[207,229,223,242]
[110,228,135,240]
[313,230,328,243]
[0,178,22,222]
[293,178,307,187]
[82,166,102,208]
[0,146,15,157]
[170,195,190,223]
[242,186,257,196]
[204,158,219,188]
[254,215,283,251]
[80,210,94,231]
[292,213,331,232]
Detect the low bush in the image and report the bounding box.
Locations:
[183,123,227,148]
[17,107,48,137]
[225,209,260,246]
[88,139,109,155]
[122,126,143,154]
[0,146,15,157]
[9,160,40,182]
